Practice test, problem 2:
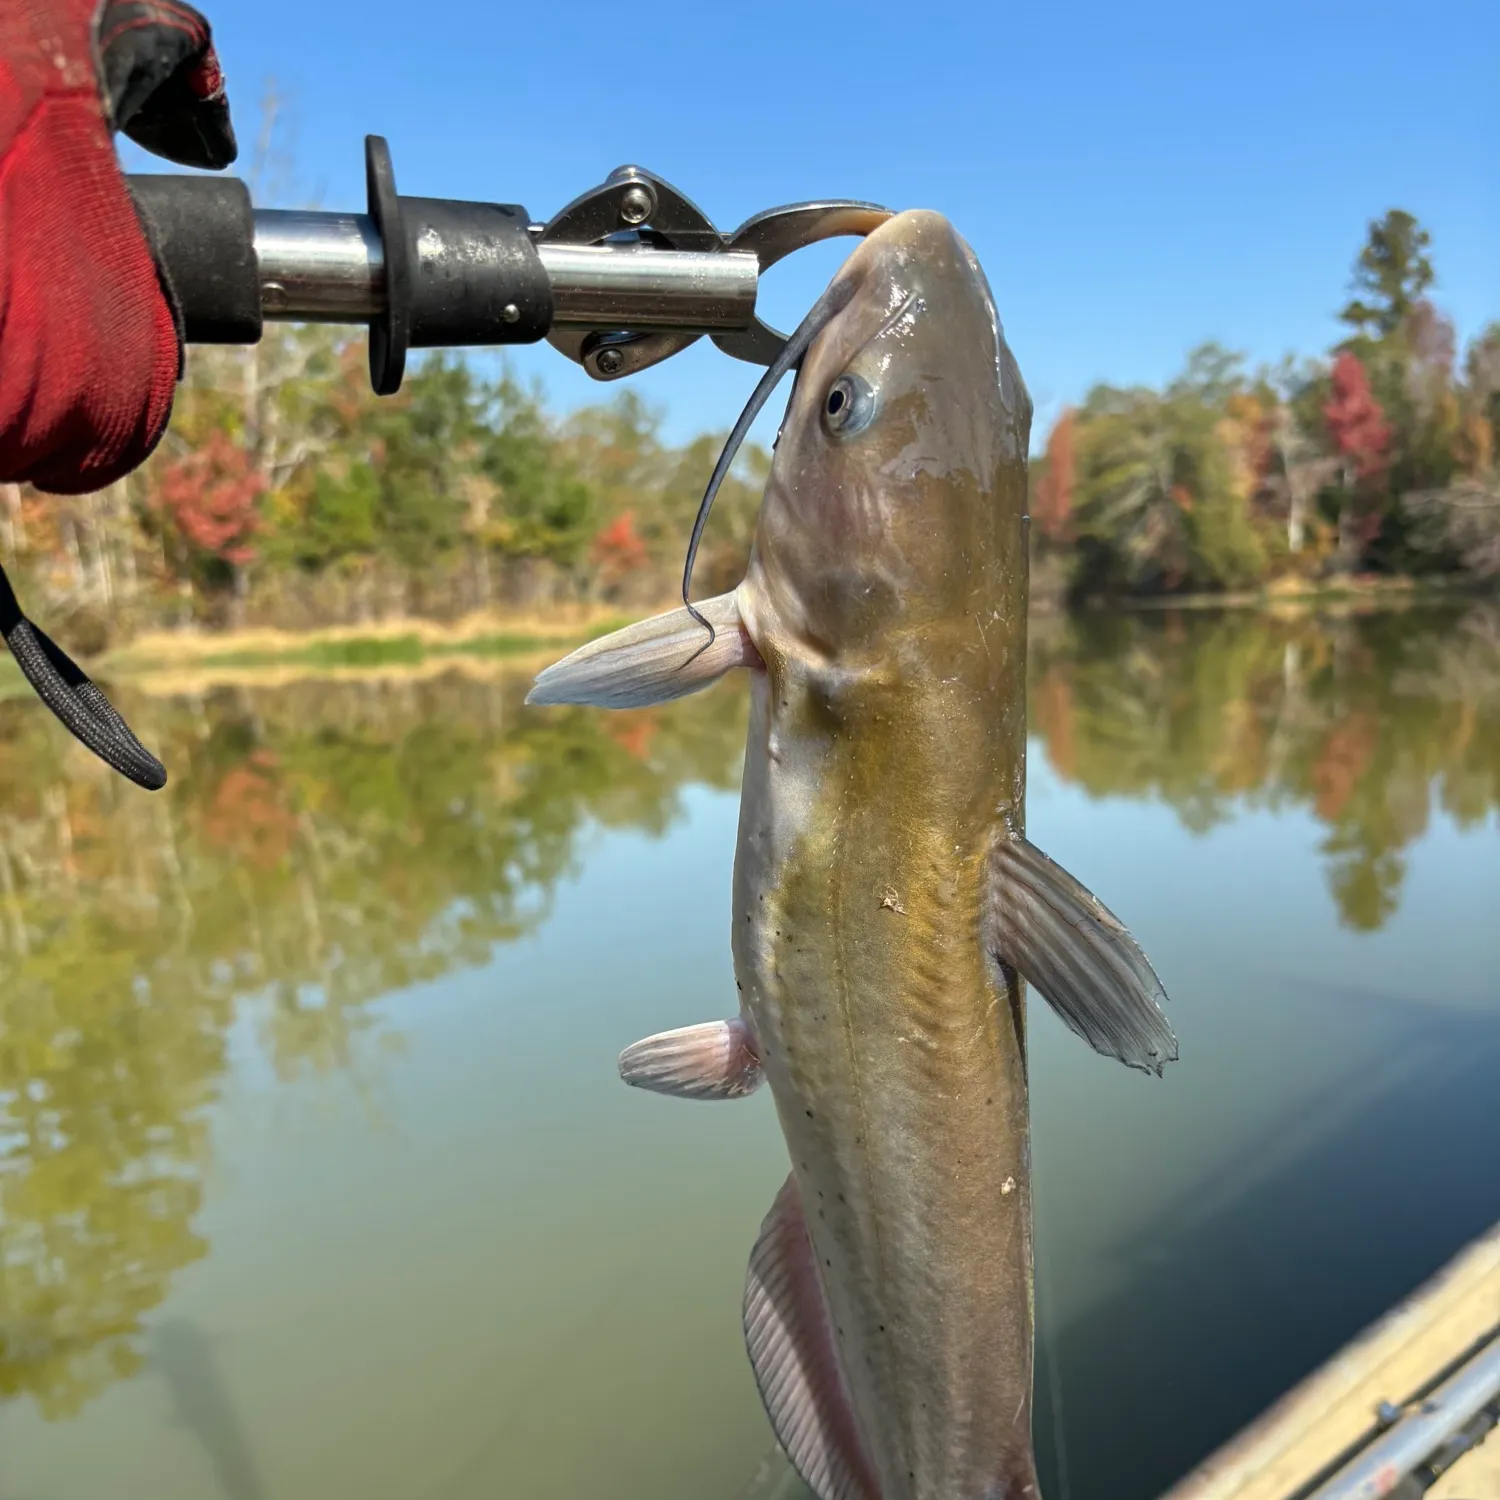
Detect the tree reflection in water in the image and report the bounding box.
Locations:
[1029,603,1498,930]
[0,669,747,1418]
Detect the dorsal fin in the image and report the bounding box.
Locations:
[742,1174,881,1500]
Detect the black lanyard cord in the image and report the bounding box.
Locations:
[0,562,167,791]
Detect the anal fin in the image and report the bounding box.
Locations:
[987,830,1178,1075]
[743,1175,880,1500]
[618,1017,762,1100]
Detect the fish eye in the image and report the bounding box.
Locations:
[822,373,877,438]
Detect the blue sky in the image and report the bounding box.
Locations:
[160,0,1496,448]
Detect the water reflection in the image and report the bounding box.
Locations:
[1030,603,1500,930]
[0,672,747,1419]
[0,602,1495,1440]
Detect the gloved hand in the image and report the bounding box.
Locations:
[0,0,237,496]
[0,1,230,789]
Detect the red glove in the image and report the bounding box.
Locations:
[0,0,236,496]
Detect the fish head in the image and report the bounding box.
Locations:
[744,209,1033,665]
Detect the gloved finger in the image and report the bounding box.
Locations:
[96,0,237,171]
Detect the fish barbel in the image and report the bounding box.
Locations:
[528,210,1177,1500]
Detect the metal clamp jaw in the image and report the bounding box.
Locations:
[127,136,892,394]
[537,163,891,381]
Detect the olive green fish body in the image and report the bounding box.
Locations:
[528,210,1176,1500]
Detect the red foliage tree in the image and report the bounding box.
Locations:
[1033,409,1076,540]
[156,432,265,566]
[1323,352,1391,482]
[589,510,649,582]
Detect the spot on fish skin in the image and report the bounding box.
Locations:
[878,887,906,915]
[1002,1177,1016,1195]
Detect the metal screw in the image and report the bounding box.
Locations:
[594,346,626,376]
[618,185,654,226]
[263,281,289,314]
[501,303,521,324]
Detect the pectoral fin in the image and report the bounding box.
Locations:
[526,591,759,709]
[618,1016,762,1100]
[743,1175,880,1500]
[987,832,1178,1076]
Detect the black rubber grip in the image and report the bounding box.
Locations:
[401,197,552,349]
[127,174,262,345]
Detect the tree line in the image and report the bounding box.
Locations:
[1031,210,1500,599]
[0,337,772,646]
[0,209,1494,648]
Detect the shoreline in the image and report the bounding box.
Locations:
[1082,572,1493,616]
[97,602,636,675]
[0,604,639,699]
[0,581,1491,697]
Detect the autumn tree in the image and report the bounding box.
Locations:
[1324,353,1391,480]
[589,511,650,593]
[1268,404,1338,558]
[1069,347,1270,595]
[1460,322,1500,474]
[1323,352,1391,567]
[1069,385,1192,595]
[155,432,266,619]
[1033,409,1076,541]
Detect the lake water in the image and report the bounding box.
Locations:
[0,604,1496,1500]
